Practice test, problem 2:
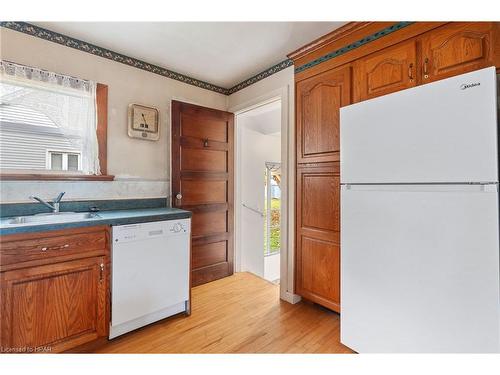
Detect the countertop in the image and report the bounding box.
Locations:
[0,207,192,236]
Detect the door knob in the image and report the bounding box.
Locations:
[176,193,183,200]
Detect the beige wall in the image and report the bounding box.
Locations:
[0,27,227,181]
[0,27,299,299]
[0,27,228,202]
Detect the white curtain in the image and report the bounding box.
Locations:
[0,60,100,174]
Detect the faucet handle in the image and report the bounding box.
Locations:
[54,192,65,203]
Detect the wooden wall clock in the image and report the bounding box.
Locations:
[127,103,160,141]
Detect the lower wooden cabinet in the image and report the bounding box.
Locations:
[0,226,110,353]
[295,163,341,312]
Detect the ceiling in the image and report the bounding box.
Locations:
[238,100,281,135]
[34,22,346,89]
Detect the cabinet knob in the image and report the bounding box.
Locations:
[176,193,183,200]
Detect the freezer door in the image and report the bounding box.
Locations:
[341,184,500,353]
[340,67,498,184]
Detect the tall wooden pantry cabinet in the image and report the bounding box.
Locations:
[289,21,500,312]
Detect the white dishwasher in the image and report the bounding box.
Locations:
[110,218,190,339]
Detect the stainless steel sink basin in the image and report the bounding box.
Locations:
[5,212,100,225]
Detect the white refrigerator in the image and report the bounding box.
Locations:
[340,67,500,353]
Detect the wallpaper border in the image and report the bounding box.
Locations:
[1,21,414,95]
[294,22,415,74]
[0,21,229,94]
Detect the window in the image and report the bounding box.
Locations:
[264,162,281,256]
[0,60,110,180]
[47,151,81,171]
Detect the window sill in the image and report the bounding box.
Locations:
[0,174,115,181]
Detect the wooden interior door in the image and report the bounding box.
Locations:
[295,163,341,312]
[0,257,107,352]
[296,66,351,164]
[172,101,234,287]
[420,22,494,84]
[353,39,417,102]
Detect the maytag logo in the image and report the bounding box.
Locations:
[460,82,481,90]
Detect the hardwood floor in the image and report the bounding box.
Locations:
[78,272,353,353]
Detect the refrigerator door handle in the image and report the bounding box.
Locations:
[341,183,498,193]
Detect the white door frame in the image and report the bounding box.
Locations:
[229,85,300,304]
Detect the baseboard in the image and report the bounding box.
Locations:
[281,291,302,304]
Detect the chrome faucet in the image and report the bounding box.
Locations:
[29,192,65,213]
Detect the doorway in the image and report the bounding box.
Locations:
[236,99,282,283]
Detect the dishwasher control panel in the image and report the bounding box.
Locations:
[112,219,191,244]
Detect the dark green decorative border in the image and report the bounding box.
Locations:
[1,21,414,95]
[0,21,229,94]
[227,59,294,94]
[295,22,415,73]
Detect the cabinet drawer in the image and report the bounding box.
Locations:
[0,226,108,267]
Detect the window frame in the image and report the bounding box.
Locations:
[0,83,113,181]
[47,150,82,172]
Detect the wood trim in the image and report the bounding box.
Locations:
[287,22,372,61]
[226,112,235,278]
[0,83,113,181]
[96,83,108,175]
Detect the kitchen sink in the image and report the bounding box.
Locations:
[4,212,100,225]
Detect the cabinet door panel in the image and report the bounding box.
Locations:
[421,22,493,83]
[300,237,340,305]
[296,163,341,312]
[354,40,417,102]
[296,66,351,163]
[301,173,340,233]
[1,257,107,352]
